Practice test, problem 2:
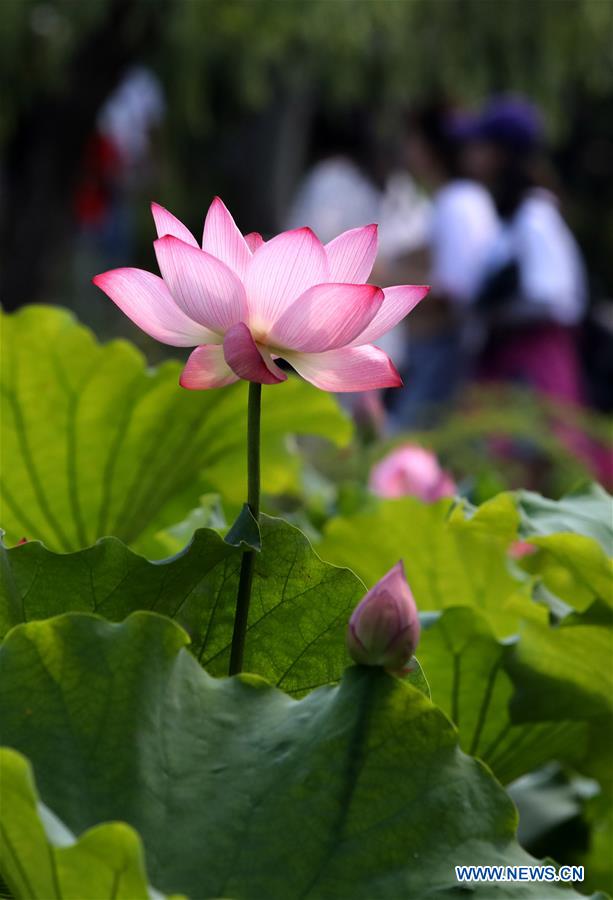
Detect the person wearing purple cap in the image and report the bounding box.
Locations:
[461,95,588,406]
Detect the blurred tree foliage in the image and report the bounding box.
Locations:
[169,0,613,124]
[3,0,613,139]
[1,0,613,305]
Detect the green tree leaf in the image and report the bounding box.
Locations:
[0,613,592,899]
[0,305,351,553]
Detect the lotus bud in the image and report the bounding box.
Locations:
[346,561,420,670]
[509,540,536,559]
[369,443,456,502]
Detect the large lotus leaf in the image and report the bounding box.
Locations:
[0,750,183,900]
[521,533,612,612]
[0,305,351,553]
[516,484,613,553]
[145,493,228,558]
[318,496,542,637]
[0,515,366,696]
[418,607,588,785]
[509,605,613,895]
[576,713,613,897]
[582,794,613,897]
[509,605,613,723]
[0,613,592,899]
[512,486,613,611]
[504,598,613,894]
[448,491,521,543]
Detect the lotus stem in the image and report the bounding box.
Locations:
[229,381,261,675]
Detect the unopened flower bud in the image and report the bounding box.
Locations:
[346,561,420,670]
[369,444,456,502]
[509,540,536,559]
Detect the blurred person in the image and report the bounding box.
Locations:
[285,108,381,242]
[284,108,431,435]
[285,105,431,279]
[73,67,165,334]
[458,96,611,482]
[98,66,165,177]
[460,95,587,405]
[387,102,500,431]
[73,130,122,255]
[284,108,382,433]
[74,67,165,265]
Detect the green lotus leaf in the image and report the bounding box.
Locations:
[448,491,521,543]
[0,516,365,696]
[0,613,592,899]
[516,484,613,553]
[509,605,613,723]
[582,793,613,897]
[0,749,184,900]
[318,496,542,637]
[0,305,351,553]
[514,485,613,610]
[418,607,588,785]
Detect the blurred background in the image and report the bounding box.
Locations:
[1,0,612,497]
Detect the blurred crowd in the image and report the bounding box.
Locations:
[283,94,611,481]
[286,97,588,418]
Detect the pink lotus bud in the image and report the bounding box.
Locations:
[509,540,536,559]
[369,444,456,502]
[347,561,420,669]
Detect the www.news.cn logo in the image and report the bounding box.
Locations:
[455,865,585,883]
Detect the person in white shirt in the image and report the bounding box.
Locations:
[459,96,587,405]
[284,110,432,434]
[482,187,586,329]
[285,155,381,244]
[387,103,500,430]
[430,179,500,307]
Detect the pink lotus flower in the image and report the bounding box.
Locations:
[369,444,456,502]
[347,561,420,670]
[93,198,428,391]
